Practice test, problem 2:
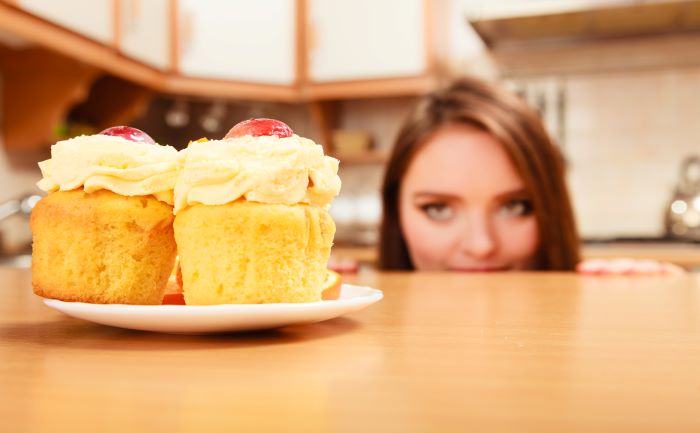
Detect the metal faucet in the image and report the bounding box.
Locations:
[0,193,42,257]
[0,194,42,221]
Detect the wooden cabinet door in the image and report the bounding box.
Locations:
[177,0,296,85]
[17,0,114,44]
[307,0,427,82]
[118,0,171,70]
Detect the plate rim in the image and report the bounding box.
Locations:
[41,284,382,311]
[39,283,383,333]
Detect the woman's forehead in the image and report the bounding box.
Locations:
[403,124,525,198]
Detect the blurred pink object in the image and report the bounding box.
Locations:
[328,256,359,274]
[577,258,685,275]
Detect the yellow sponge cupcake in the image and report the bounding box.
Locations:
[174,118,341,304]
[31,127,180,304]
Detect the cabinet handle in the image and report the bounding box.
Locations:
[122,0,140,33]
[307,19,317,61]
[131,0,141,24]
[179,9,193,57]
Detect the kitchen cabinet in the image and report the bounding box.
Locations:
[3,0,438,99]
[178,0,433,89]
[0,45,99,150]
[176,0,296,85]
[118,0,171,70]
[16,0,114,44]
[1,0,441,150]
[307,0,428,83]
[303,0,434,156]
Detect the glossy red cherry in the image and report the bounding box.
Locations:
[99,126,156,144]
[224,118,293,139]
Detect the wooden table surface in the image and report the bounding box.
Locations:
[2,267,700,433]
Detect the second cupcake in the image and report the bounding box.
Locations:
[174,118,341,304]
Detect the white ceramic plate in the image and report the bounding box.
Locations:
[42,284,382,334]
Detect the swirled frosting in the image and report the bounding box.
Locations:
[173,134,341,213]
[37,134,181,205]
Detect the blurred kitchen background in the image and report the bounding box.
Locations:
[1,0,699,268]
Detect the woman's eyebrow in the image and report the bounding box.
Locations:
[413,188,529,201]
[494,188,530,200]
[412,192,460,200]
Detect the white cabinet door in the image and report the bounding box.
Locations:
[17,0,114,44]
[308,0,427,82]
[118,0,171,70]
[177,0,296,85]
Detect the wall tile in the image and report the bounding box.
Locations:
[563,68,700,238]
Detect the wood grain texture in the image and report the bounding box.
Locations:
[1,267,699,432]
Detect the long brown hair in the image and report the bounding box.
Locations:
[380,77,580,270]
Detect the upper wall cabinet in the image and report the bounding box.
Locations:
[118,0,171,70]
[176,0,296,85]
[307,0,428,82]
[3,0,438,101]
[16,0,114,44]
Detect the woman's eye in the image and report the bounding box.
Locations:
[499,199,533,217]
[420,203,454,221]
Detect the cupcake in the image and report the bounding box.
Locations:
[31,126,180,305]
[174,118,341,304]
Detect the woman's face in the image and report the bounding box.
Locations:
[399,124,540,271]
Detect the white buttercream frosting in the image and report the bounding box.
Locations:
[37,134,181,205]
[173,134,341,213]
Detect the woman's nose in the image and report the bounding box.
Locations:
[459,213,496,258]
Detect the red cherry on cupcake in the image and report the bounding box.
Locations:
[224,118,293,139]
[99,126,156,144]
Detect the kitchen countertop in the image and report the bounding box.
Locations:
[332,242,700,269]
[581,242,700,268]
[2,267,700,432]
